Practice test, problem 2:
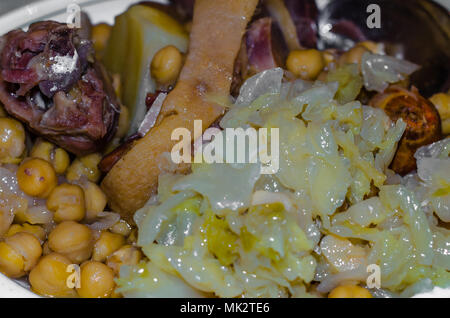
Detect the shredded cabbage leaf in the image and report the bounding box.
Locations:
[118,68,449,298]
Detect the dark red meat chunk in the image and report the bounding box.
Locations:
[0,21,119,155]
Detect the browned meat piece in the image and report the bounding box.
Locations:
[0,21,119,155]
[370,86,442,175]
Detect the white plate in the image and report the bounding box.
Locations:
[0,0,448,298]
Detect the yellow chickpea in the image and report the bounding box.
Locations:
[91,23,112,55]
[338,45,370,67]
[0,241,24,278]
[48,221,93,264]
[6,223,46,243]
[286,49,325,80]
[17,158,57,198]
[110,219,132,236]
[0,117,25,163]
[14,204,53,225]
[76,261,115,298]
[30,139,70,175]
[47,183,85,223]
[66,153,102,183]
[106,245,142,275]
[92,231,125,262]
[429,92,450,135]
[151,45,183,85]
[81,181,107,221]
[0,232,42,278]
[29,253,77,297]
[328,285,373,298]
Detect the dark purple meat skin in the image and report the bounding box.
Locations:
[283,0,318,48]
[0,21,119,155]
[246,18,281,74]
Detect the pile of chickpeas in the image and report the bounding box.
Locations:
[0,22,187,298]
[0,107,142,298]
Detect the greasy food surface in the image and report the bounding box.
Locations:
[370,86,442,175]
[0,0,448,299]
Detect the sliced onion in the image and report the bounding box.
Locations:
[361,52,420,92]
[251,190,293,211]
[234,67,284,106]
[87,211,120,231]
[25,205,54,224]
[0,167,21,195]
[137,93,167,137]
[414,138,450,162]
[316,268,368,293]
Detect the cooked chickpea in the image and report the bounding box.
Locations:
[286,49,325,80]
[66,153,102,183]
[53,148,70,174]
[92,231,125,262]
[29,253,77,297]
[151,45,183,85]
[76,261,115,298]
[30,139,70,175]
[82,181,107,221]
[0,117,25,162]
[338,45,369,67]
[328,285,373,298]
[17,158,57,198]
[30,141,54,168]
[47,183,85,223]
[429,92,450,135]
[0,241,25,278]
[0,232,42,278]
[106,245,142,275]
[110,219,132,236]
[6,223,46,243]
[5,224,22,237]
[91,23,111,54]
[48,221,93,264]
